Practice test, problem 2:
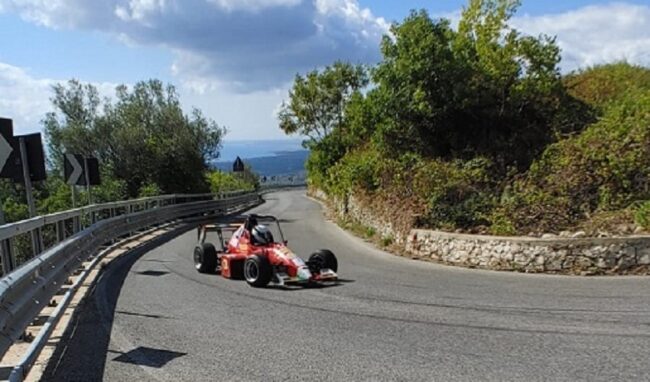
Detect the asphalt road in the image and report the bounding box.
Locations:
[45,189,650,381]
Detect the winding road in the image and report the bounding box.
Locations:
[44,189,650,381]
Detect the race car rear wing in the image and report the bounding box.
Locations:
[198,214,286,245]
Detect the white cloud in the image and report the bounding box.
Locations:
[179,84,289,140]
[2,1,649,139]
[0,60,283,140]
[0,0,387,92]
[115,0,168,23]
[0,62,52,133]
[0,62,116,134]
[513,3,650,71]
[208,0,302,13]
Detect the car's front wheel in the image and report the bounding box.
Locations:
[243,255,273,287]
[194,243,218,273]
[308,249,338,272]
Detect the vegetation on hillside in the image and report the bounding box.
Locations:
[280,0,650,236]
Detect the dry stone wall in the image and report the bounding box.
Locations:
[311,188,650,275]
[406,229,650,275]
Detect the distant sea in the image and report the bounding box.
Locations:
[217,139,305,161]
[213,139,309,176]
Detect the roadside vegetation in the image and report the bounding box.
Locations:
[1,79,258,223]
[280,0,650,236]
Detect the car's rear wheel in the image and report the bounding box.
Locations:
[309,249,338,272]
[243,255,273,287]
[194,243,218,273]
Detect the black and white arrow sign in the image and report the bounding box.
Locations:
[64,153,84,185]
[0,131,12,174]
[0,118,19,180]
[64,154,101,186]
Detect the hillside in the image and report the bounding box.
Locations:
[280,2,650,238]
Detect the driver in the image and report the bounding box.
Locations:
[251,225,274,245]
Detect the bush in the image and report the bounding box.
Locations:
[207,171,256,193]
[326,148,381,197]
[503,86,650,233]
[380,235,394,247]
[565,62,650,109]
[635,201,650,230]
[414,158,497,230]
[138,182,162,197]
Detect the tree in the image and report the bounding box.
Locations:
[43,80,102,170]
[278,61,368,147]
[370,1,579,170]
[45,80,226,196]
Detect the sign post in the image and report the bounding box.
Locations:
[18,137,42,255]
[0,208,15,274]
[84,157,92,205]
[71,185,76,208]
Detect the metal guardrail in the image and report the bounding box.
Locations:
[0,190,250,274]
[0,190,260,370]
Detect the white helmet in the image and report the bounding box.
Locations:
[251,225,274,245]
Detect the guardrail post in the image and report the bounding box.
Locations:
[73,216,81,233]
[0,238,14,275]
[55,220,65,243]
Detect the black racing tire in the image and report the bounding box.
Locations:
[243,255,273,287]
[194,243,218,274]
[309,249,338,272]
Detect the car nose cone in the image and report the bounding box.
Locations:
[297,267,312,281]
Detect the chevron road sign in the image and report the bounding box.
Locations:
[0,118,19,180]
[64,154,84,185]
[16,133,46,182]
[64,154,101,186]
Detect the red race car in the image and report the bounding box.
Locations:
[193,214,338,287]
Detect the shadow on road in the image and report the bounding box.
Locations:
[41,227,192,382]
[110,346,186,368]
[135,270,170,276]
[115,310,174,320]
[268,278,355,292]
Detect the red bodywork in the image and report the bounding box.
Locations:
[209,221,336,284]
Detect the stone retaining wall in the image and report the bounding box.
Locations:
[311,188,650,274]
[406,230,650,274]
[310,188,403,243]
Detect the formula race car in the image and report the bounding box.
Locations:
[193,214,338,287]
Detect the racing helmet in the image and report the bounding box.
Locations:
[251,225,274,245]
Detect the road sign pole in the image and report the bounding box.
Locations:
[0,207,15,275]
[71,185,76,208]
[18,137,42,256]
[84,157,92,205]
[19,138,37,217]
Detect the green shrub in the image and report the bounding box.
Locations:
[503,87,650,233]
[138,182,162,197]
[565,62,650,109]
[414,158,497,230]
[488,210,516,236]
[635,201,650,230]
[326,148,381,197]
[207,171,256,193]
[380,235,394,247]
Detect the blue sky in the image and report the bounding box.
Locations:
[0,0,649,140]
